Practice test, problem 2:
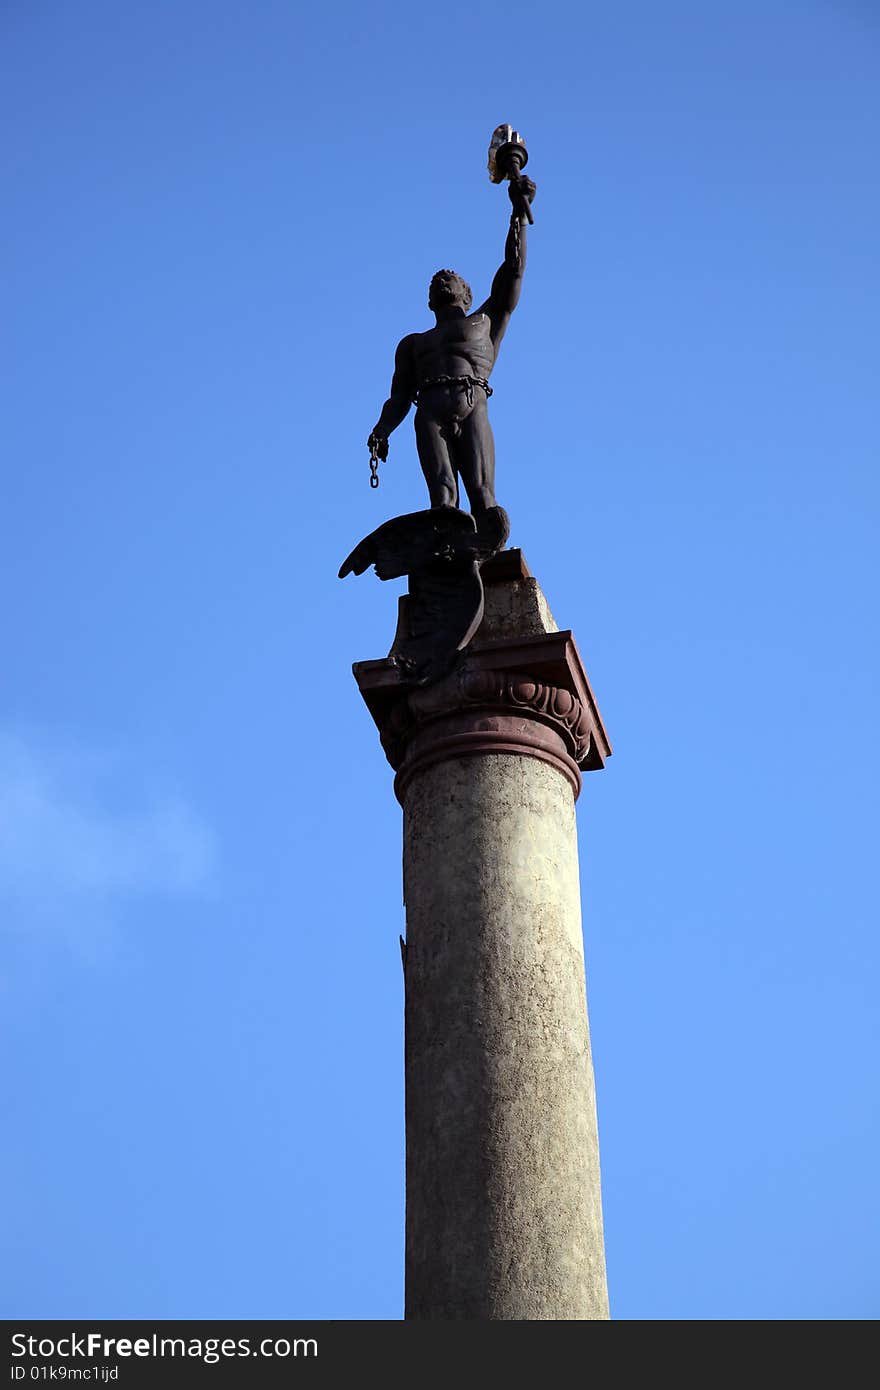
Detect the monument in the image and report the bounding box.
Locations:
[340,127,612,1320]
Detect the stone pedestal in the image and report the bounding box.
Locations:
[353,551,611,1320]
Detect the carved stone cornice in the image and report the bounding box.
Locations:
[353,629,611,805]
[386,664,593,796]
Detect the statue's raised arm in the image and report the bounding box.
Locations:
[478,175,536,347]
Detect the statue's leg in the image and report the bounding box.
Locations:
[456,401,497,515]
[415,410,458,508]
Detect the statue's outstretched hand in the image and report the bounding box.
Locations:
[368,430,389,461]
[508,175,536,216]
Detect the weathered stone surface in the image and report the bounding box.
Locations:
[403,753,609,1320]
[477,549,559,641]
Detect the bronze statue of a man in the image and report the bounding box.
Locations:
[368,174,536,525]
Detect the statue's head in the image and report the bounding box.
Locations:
[428,269,472,313]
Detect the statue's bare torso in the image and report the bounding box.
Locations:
[408,312,496,386]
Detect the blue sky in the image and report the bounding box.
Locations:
[2,0,878,1320]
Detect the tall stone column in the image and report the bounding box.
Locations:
[353,552,612,1320]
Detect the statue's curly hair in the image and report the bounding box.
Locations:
[429,269,473,311]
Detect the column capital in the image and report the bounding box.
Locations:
[354,613,611,804]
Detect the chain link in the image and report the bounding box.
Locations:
[369,442,380,488]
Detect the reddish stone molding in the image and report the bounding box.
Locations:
[383,666,593,801]
[393,707,583,802]
[410,667,592,760]
[353,628,611,806]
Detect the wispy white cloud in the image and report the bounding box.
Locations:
[0,732,216,925]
